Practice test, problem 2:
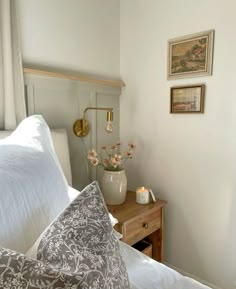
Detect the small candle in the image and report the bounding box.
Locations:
[136,186,149,204]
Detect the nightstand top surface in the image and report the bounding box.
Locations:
[107,191,167,223]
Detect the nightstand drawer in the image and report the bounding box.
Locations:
[122,209,161,245]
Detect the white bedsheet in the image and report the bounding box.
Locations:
[120,241,211,289]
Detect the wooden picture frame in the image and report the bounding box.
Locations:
[168,30,214,79]
[170,84,205,113]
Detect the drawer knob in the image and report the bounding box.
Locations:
[143,223,149,229]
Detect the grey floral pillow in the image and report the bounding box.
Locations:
[37,181,130,289]
[0,247,80,288]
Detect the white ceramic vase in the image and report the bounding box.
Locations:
[101,170,127,205]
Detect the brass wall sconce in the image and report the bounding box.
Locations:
[73,107,113,137]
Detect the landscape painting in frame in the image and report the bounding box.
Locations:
[170,84,205,113]
[168,30,214,79]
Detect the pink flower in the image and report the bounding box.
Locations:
[87,149,97,160]
[110,158,119,168]
[125,151,133,159]
[91,158,99,166]
[128,143,136,149]
[114,154,121,161]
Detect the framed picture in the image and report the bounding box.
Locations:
[168,30,214,79]
[170,84,205,113]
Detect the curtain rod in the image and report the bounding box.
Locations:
[23,67,125,88]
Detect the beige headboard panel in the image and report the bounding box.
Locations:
[0,129,72,186]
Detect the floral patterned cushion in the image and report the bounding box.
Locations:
[37,181,130,289]
[0,247,80,288]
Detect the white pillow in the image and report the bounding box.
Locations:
[0,115,70,253]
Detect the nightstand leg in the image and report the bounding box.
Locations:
[147,207,164,262]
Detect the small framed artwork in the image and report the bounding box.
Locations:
[170,84,205,113]
[168,30,214,79]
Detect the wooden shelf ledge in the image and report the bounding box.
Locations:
[23,67,125,88]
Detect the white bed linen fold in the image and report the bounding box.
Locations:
[120,241,211,289]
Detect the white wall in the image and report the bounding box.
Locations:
[16,0,120,79]
[120,1,236,289]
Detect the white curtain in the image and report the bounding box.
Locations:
[0,0,26,130]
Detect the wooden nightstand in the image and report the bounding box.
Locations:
[107,191,167,262]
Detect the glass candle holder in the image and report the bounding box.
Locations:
[136,186,150,204]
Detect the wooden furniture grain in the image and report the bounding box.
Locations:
[23,67,125,88]
[107,191,167,262]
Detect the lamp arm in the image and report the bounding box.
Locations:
[83,107,113,119]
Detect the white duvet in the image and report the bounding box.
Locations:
[120,241,211,289]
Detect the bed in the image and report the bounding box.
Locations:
[0,115,211,289]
